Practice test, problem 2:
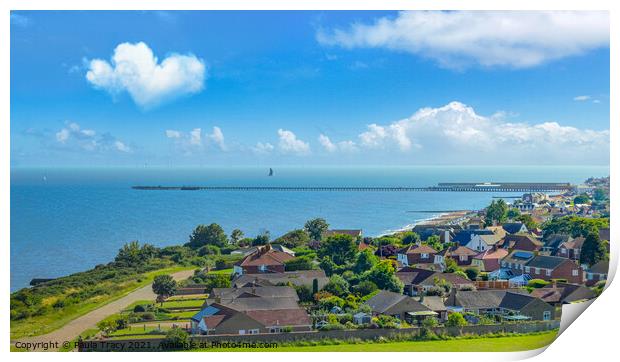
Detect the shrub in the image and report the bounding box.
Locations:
[527,279,549,289]
[446,312,467,327]
[133,304,147,313]
[163,328,190,350]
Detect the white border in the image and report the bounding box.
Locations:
[2,1,617,361]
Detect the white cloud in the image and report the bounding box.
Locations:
[353,101,609,164]
[573,95,591,101]
[165,130,182,138]
[114,141,132,153]
[277,129,311,155]
[208,126,226,151]
[189,128,202,146]
[86,42,206,108]
[317,11,609,68]
[318,134,337,152]
[253,142,275,155]
[54,122,131,153]
[318,134,358,153]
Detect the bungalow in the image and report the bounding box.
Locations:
[530,282,596,306]
[501,250,535,275]
[542,234,571,254]
[585,260,609,286]
[471,247,509,272]
[434,245,477,267]
[502,223,528,235]
[501,234,543,252]
[524,255,584,284]
[191,302,312,335]
[396,267,475,296]
[419,296,448,322]
[233,244,295,275]
[364,290,435,324]
[397,244,437,266]
[445,289,555,321]
[232,270,329,289]
[555,237,585,261]
[209,286,299,302]
[230,244,295,258]
[454,230,502,252]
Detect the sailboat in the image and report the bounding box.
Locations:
[268,168,274,176]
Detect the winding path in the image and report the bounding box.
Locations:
[14,269,195,351]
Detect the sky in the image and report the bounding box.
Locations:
[10,11,610,167]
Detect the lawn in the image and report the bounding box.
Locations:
[161,299,204,309]
[208,268,233,275]
[198,331,558,352]
[11,266,194,340]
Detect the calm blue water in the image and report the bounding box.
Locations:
[10,165,608,291]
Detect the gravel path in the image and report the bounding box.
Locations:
[14,269,195,351]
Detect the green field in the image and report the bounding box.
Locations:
[198,331,558,352]
[11,266,193,340]
[161,299,204,309]
[208,268,233,275]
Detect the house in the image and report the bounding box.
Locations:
[502,223,528,234]
[412,224,456,243]
[233,244,295,275]
[210,286,299,302]
[375,244,400,259]
[524,255,584,284]
[353,312,372,325]
[232,270,329,289]
[364,290,435,324]
[485,225,507,239]
[230,244,295,257]
[586,260,609,286]
[501,234,543,252]
[357,240,370,251]
[419,296,448,322]
[397,244,437,266]
[501,250,535,275]
[323,229,362,241]
[454,229,502,252]
[471,247,509,272]
[530,282,596,306]
[396,267,475,296]
[434,245,477,266]
[542,234,571,254]
[445,289,555,321]
[555,237,585,261]
[190,293,311,335]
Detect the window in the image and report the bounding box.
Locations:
[561,248,567,254]
[546,269,552,277]
[270,327,282,333]
[238,330,246,335]
[259,264,267,272]
[460,255,467,261]
[525,267,530,273]
[543,311,551,321]
[421,253,429,259]
[248,329,260,335]
[572,269,579,276]
[535,268,540,274]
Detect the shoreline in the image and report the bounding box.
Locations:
[378,209,476,237]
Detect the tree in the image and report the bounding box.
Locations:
[593,188,607,202]
[401,231,421,245]
[352,280,378,296]
[574,193,590,204]
[203,274,231,291]
[516,214,539,231]
[230,229,244,244]
[485,199,508,226]
[446,312,467,327]
[294,284,314,302]
[542,216,609,238]
[115,241,158,267]
[506,208,520,220]
[464,267,479,281]
[284,256,315,271]
[304,218,329,241]
[580,233,607,266]
[97,318,118,336]
[426,235,443,252]
[365,260,404,293]
[353,249,379,274]
[323,275,350,297]
[318,234,357,266]
[312,278,319,295]
[152,275,177,301]
[163,328,190,350]
[274,229,311,248]
[252,232,270,246]
[186,224,228,249]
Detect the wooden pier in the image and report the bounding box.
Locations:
[131,182,572,193]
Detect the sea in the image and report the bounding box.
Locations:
[10,165,609,291]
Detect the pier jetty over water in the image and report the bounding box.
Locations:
[132,182,572,192]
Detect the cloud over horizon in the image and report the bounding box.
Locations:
[86,42,206,108]
[54,122,131,153]
[317,11,609,69]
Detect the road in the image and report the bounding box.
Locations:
[14,269,195,351]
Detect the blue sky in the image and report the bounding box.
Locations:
[10,11,610,167]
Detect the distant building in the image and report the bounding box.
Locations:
[233,245,296,275]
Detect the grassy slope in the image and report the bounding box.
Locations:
[10,266,193,340]
[199,331,558,352]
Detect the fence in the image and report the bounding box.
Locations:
[79,320,559,351]
[475,280,509,289]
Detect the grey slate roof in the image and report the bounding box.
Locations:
[211,286,299,300]
[526,255,570,269]
[588,260,609,274]
[210,296,300,311]
[448,290,533,310]
[232,270,329,289]
[365,290,407,313]
[503,223,526,234]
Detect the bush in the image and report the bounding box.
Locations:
[527,279,549,289]
[163,328,190,350]
[446,312,467,327]
[133,304,147,313]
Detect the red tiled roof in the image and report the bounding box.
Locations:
[202,315,227,329]
[238,247,294,267]
[404,244,437,255]
[244,308,311,327]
